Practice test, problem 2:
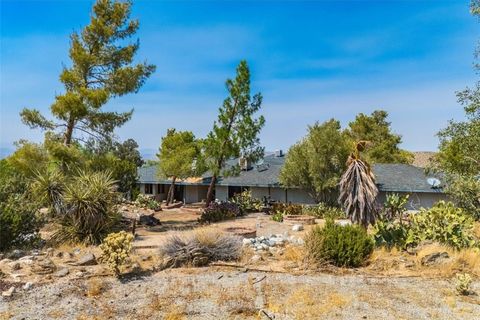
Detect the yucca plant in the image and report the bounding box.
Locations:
[338,141,379,227]
[31,168,66,216]
[52,171,120,245]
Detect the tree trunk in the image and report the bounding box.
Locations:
[64,117,75,146]
[205,175,216,207]
[166,176,176,205]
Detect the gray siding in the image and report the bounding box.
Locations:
[377,191,447,210]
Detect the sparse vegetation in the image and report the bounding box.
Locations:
[134,193,161,211]
[302,203,346,219]
[455,273,473,295]
[100,231,134,276]
[199,201,242,223]
[158,230,242,268]
[407,201,477,249]
[230,190,262,213]
[305,219,374,267]
[51,171,121,245]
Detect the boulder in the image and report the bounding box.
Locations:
[9,262,21,271]
[31,259,56,274]
[7,249,25,260]
[74,253,97,266]
[53,268,69,278]
[22,282,33,291]
[1,286,15,297]
[139,213,161,226]
[292,224,304,231]
[421,252,450,266]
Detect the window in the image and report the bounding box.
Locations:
[144,184,153,194]
[158,184,165,194]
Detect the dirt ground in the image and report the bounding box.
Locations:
[1,208,480,320]
[2,268,479,320]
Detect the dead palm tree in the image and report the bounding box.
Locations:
[338,141,379,227]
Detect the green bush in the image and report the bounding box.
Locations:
[199,202,242,223]
[383,193,409,222]
[305,219,374,267]
[446,176,480,220]
[407,201,477,249]
[302,203,346,219]
[230,190,262,213]
[271,202,303,222]
[134,193,160,210]
[99,231,134,276]
[372,219,410,249]
[0,160,42,252]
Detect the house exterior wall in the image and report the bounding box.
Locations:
[270,187,287,202]
[286,189,316,204]
[250,187,270,200]
[185,185,207,203]
[377,191,447,210]
[215,186,228,201]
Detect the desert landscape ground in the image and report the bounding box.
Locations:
[1,207,479,320]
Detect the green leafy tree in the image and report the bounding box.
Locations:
[157,129,201,204]
[203,60,265,206]
[6,140,50,177]
[20,0,155,147]
[346,110,413,164]
[84,138,144,196]
[279,119,350,204]
[435,1,480,219]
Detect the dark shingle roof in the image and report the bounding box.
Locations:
[137,156,444,193]
[372,163,443,193]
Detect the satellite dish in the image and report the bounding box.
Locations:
[427,177,441,188]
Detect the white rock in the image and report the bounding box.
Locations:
[22,282,33,290]
[250,255,262,263]
[292,224,304,231]
[242,238,254,245]
[2,286,15,297]
[18,255,34,261]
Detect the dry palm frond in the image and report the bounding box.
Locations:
[338,154,378,227]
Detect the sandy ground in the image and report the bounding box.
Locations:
[1,268,479,320]
[2,209,480,319]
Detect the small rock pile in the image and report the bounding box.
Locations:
[242,234,304,252]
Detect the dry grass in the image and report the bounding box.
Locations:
[367,243,480,278]
[85,278,108,297]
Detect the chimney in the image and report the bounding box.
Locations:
[239,156,252,171]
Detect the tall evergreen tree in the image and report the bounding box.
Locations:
[20,0,155,146]
[203,60,265,206]
[157,129,201,205]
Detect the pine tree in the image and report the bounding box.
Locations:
[21,0,155,146]
[203,61,265,206]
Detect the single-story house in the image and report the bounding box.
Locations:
[137,152,446,209]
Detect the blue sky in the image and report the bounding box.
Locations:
[1,0,478,157]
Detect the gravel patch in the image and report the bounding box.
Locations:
[1,270,479,319]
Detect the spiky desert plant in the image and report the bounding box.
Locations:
[52,170,120,245]
[338,141,379,227]
[31,168,66,216]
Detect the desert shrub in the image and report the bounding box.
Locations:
[446,176,480,220]
[0,160,42,252]
[302,203,346,219]
[407,201,477,249]
[230,190,262,213]
[51,171,121,245]
[455,273,473,295]
[383,193,409,222]
[158,231,241,268]
[271,203,303,222]
[372,220,410,249]
[0,197,42,252]
[305,219,374,267]
[135,193,160,210]
[199,201,242,223]
[99,231,134,276]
